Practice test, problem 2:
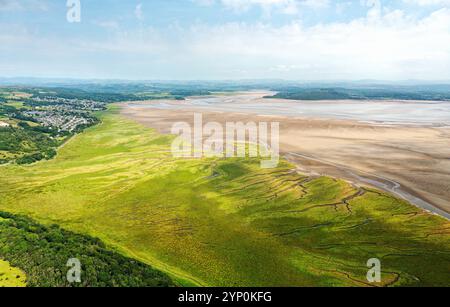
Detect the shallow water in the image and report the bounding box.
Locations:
[131,94,450,127]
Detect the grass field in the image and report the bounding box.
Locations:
[0,259,26,287]
[4,101,25,109]
[0,106,449,286]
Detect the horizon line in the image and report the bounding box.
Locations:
[1,76,450,85]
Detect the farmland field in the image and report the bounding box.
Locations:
[0,106,449,286]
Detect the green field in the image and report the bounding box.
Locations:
[0,106,449,286]
[0,259,26,287]
[4,101,25,109]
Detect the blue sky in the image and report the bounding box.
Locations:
[1,0,450,80]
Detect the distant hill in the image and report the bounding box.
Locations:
[265,85,450,101]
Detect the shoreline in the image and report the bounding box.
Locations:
[119,94,450,218]
[284,151,450,220]
[127,91,450,128]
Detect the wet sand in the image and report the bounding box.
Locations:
[120,92,450,218]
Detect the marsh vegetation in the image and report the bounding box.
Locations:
[0,107,448,286]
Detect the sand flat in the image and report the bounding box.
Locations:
[120,92,450,216]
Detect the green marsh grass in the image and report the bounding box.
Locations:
[0,106,449,286]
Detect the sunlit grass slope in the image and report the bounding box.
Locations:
[0,106,449,287]
[0,259,26,287]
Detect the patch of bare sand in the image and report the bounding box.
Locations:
[120,102,450,215]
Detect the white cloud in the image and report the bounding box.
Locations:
[180,7,450,79]
[193,0,329,15]
[135,3,143,20]
[2,3,450,80]
[93,20,120,31]
[403,0,450,6]
[84,6,450,79]
[0,0,47,11]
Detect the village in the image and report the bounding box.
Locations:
[22,110,94,133]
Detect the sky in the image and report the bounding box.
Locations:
[1,0,450,80]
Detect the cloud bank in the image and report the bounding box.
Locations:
[193,0,330,15]
[1,0,450,80]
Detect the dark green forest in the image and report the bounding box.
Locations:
[0,211,174,287]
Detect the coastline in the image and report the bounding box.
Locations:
[119,93,450,218]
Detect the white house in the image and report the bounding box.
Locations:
[0,121,10,127]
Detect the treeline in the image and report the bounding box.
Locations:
[0,119,100,165]
[0,125,58,164]
[29,90,139,103]
[0,211,174,287]
[0,104,17,115]
[67,116,100,135]
[22,86,216,102]
[269,89,355,100]
[24,87,194,103]
[1,103,37,123]
[267,87,450,101]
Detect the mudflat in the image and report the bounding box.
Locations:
[120,92,450,216]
